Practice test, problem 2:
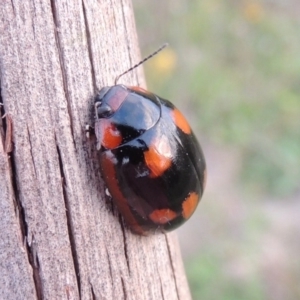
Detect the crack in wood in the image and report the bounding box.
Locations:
[27,236,43,300]
[119,213,131,275]
[56,144,81,298]
[0,86,6,151]
[26,125,37,178]
[22,224,44,299]
[6,134,24,228]
[31,1,37,40]
[154,250,166,300]
[10,0,16,16]
[14,185,27,241]
[1,113,13,153]
[121,277,128,300]
[105,245,114,282]
[0,85,3,106]
[90,283,97,300]
[0,33,12,154]
[49,0,75,142]
[6,134,26,240]
[4,117,44,299]
[12,185,43,299]
[165,233,180,300]
[81,0,97,93]
[159,275,166,300]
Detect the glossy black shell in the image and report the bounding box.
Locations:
[95,85,206,235]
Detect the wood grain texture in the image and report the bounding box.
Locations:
[0,1,191,299]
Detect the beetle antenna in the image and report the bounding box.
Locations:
[114,43,168,85]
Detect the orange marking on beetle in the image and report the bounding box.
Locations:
[101,120,122,149]
[149,209,177,224]
[171,108,191,134]
[100,152,144,235]
[129,86,150,95]
[182,192,199,219]
[144,135,172,178]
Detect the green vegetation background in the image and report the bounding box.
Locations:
[132,1,300,299]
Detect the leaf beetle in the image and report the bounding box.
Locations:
[94,44,206,235]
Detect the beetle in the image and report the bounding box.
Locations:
[94,44,206,235]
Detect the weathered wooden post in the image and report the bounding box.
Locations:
[0,1,191,299]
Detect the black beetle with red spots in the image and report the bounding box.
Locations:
[94,84,206,235]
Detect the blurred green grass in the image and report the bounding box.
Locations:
[133,0,300,197]
[132,1,300,299]
[186,251,264,300]
[183,200,269,300]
